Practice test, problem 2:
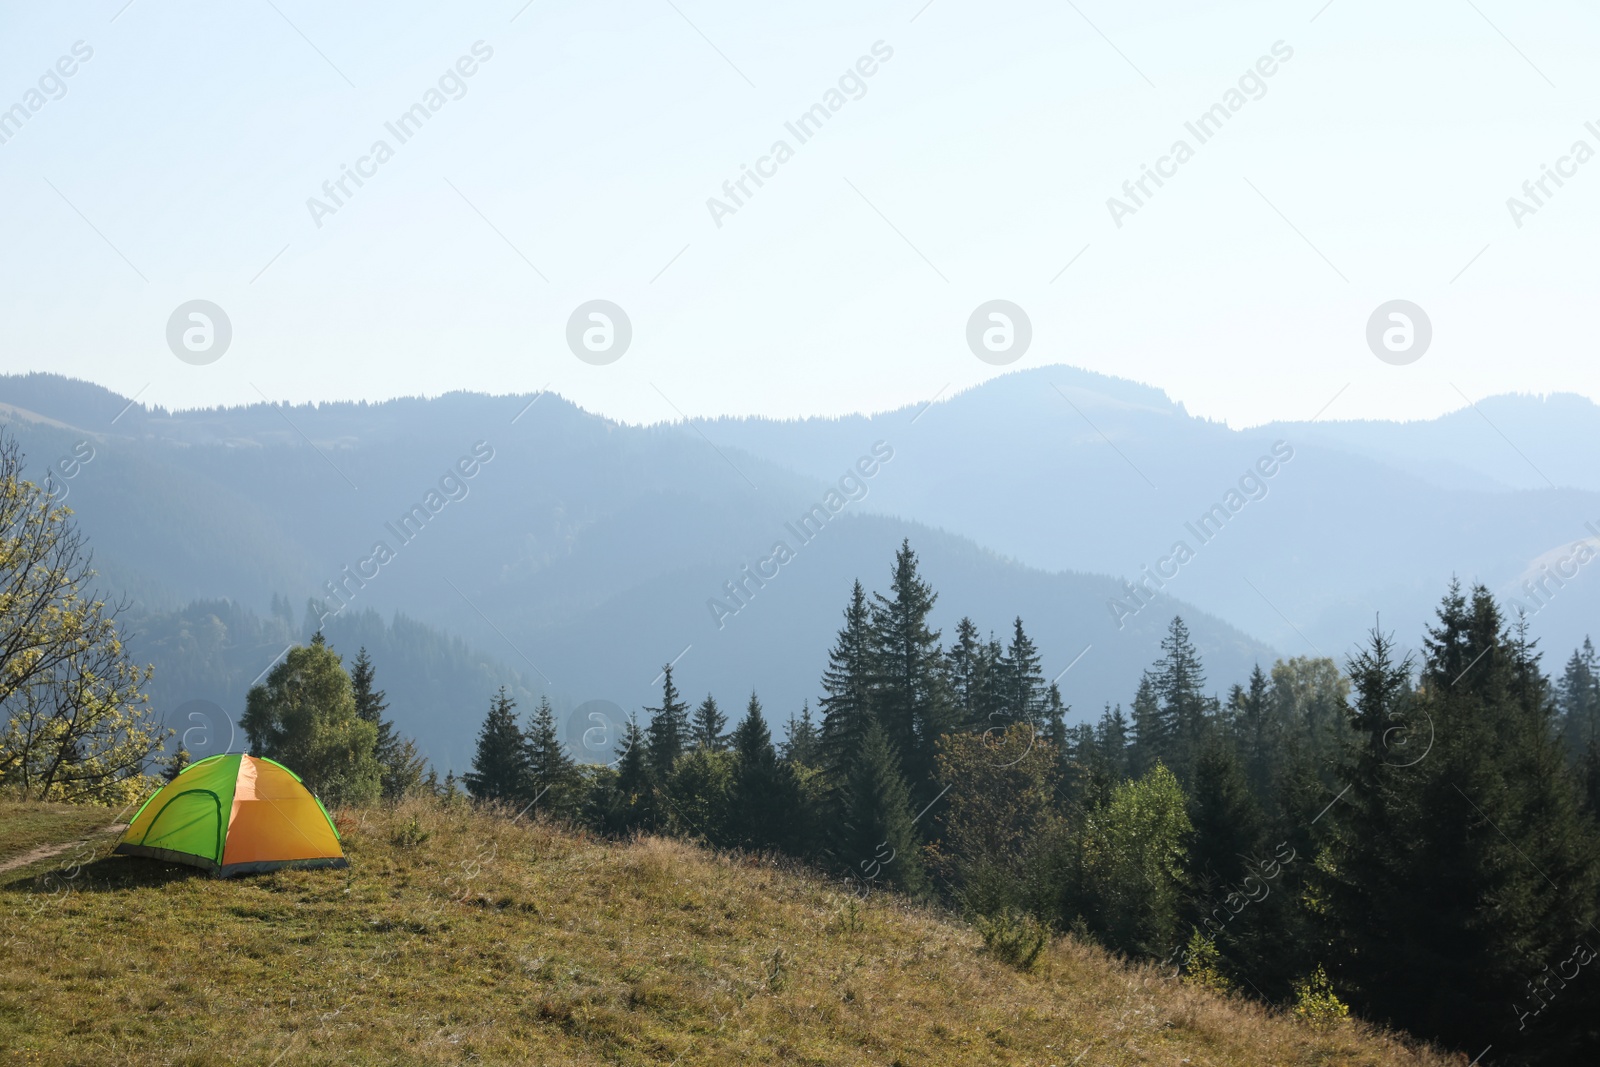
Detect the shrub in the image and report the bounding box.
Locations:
[974,908,1050,971]
[1293,964,1349,1027]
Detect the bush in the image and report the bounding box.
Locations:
[1293,964,1349,1027]
[974,908,1050,971]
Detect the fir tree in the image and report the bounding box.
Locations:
[645,664,690,780]
[1235,663,1275,806]
[841,720,926,894]
[608,712,653,831]
[350,646,424,800]
[781,700,820,765]
[819,580,877,790]
[997,616,1047,729]
[691,693,728,752]
[1151,616,1210,784]
[464,687,528,804]
[946,616,988,731]
[729,691,801,851]
[524,695,583,819]
[1129,672,1167,776]
[868,539,956,801]
[1558,636,1600,761]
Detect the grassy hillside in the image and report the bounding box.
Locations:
[1,799,1450,1066]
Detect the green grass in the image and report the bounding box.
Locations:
[0,801,120,865]
[0,797,1452,1066]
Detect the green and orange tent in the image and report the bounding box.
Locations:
[115,754,347,877]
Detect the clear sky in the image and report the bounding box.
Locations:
[2,0,1596,427]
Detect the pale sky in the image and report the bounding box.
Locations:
[3,0,1597,427]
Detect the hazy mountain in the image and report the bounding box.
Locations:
[0,372,1275,772]
[697,366,1600,668]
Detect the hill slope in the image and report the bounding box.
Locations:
[1,799,1449,1066]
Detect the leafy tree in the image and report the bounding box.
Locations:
[525,695,583,820]
[0,432,164,803]
[645,664,690,780]
[1269,656,1350,786]
[840,720,926,895]
[462,686,528,805]
[691,693,727,752]
[931,724,1058,915]
[241,632,380,805]
[1070,763,1192,957]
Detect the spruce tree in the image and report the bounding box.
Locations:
[841,720,926,894]
[608,712,653,831]
[1558,636,1600,761]
[464,687,529,804]
[781,700,820,765]
[1151,616,1210,784]
[1129,672,1167,776]
[1096,703,1131,784]
[946,616,988,731]
[645,664,690,780]
[868,539,956,801]
[1325,587,1600,1060]
[730,691,801,851]
[524,695,583,819]
[1235,663,1275,806]
[819,580,877,790]
[350,646,424,800]
[997,616,1047,729]
[1185,736,1265,909]
[691,693,728,752]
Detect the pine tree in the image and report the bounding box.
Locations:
[645,664,690,780]
[729,691,801,851]
[691,693,728,752]
[781,700,820,765]
[524,695,583,819]
[819,580,877,790]
[464,687,529,804]
[841,720,926,894]
[868,539,956,802]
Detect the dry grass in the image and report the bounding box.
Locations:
[0,800,120,865]
[0,796,1455,1066]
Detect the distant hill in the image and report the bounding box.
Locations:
[0,372,1277,773]
[695,366,1600,666]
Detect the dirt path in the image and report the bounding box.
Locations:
[0,824,125,876]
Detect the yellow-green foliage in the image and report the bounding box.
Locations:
[1,797,1445,1066]
[1180,928,1233,994]
[1294,964,1352,1027]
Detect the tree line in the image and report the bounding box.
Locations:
[457,540,1600,1065]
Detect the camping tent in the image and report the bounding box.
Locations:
[115,753,347,877]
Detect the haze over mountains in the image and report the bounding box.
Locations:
[5,367,1594,772]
